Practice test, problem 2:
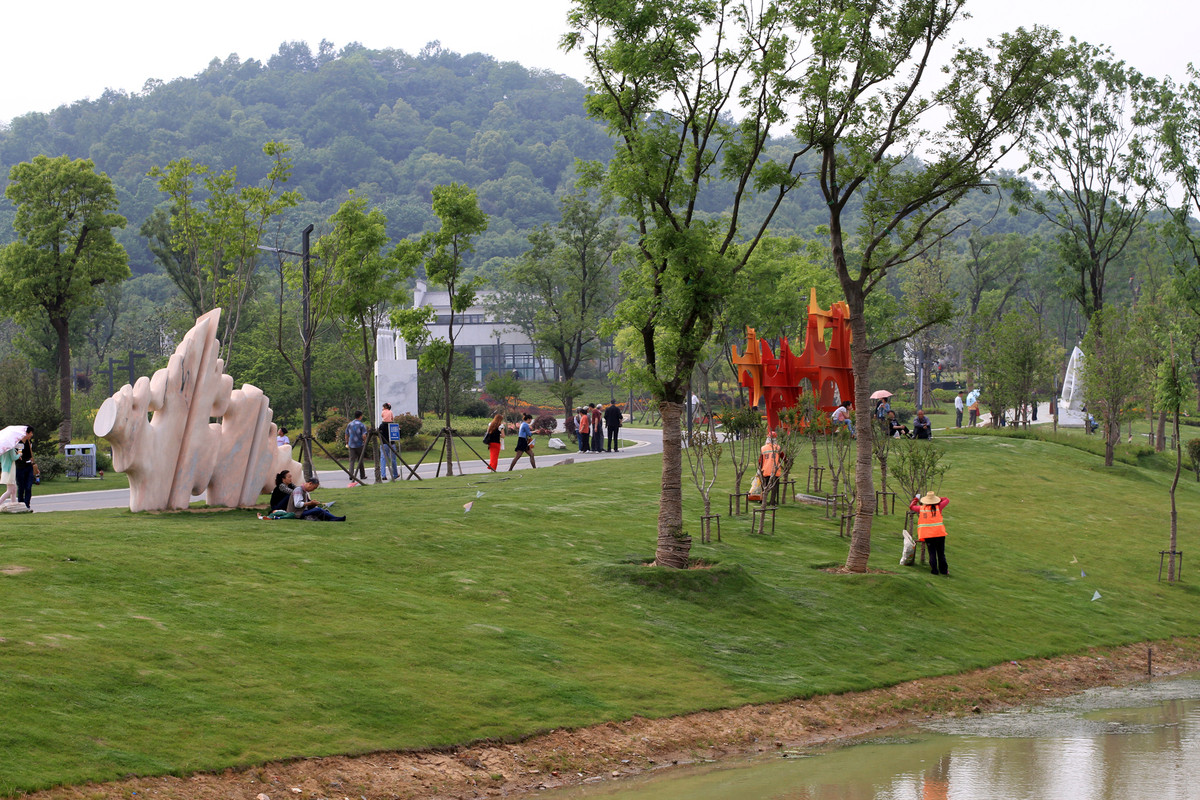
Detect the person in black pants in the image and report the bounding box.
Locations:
[910,491,950,576]
[15,428,35,509]
[604,400,623,452]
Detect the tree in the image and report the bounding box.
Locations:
[967,310,1058,428]
[392,183,489,475]
[489,189,621,419]
[319,194,408,419]
[1157,336,1191,582]
[0,155,129,448]
[1008,41,1166,320]
[1081,305,1141,467]
[785,1,1063,571]
[147,142,301,363]
[564,0,808,568]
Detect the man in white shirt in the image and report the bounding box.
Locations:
[954,390,965,428]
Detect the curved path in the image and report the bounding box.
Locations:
[31,427,665,513]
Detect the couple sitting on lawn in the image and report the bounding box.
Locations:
[262,470,345,521]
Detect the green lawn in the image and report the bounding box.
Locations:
[1,434,1198,793]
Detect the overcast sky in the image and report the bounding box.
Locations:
[2,0,1196,125]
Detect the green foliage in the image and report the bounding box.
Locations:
[488,189,620,379]
[392,413,423,439]
[147,142,301,364]
[1009,41,1166,318]
[0,358,62,459]
[967,310,1060,426]
[484,371,522,410]
[1187,438,1200,481]
[318,192,411,410]
[890,438,949,502]
[315,414,348,444]
[461,398,490,418]
[392,183,489,431]
[1082,305,1143,466]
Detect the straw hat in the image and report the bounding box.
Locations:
[919,491,942,505]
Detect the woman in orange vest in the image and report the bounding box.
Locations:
[910,490,950,576]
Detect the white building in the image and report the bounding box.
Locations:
[409,280,556,382]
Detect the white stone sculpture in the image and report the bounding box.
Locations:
[1057,345,1088,427]
[374,329,419,416]
[93,309,301,512]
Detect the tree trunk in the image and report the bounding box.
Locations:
[52,315,72,451]
[655,400,691,568]
[1104,419,1116,467]
[845,314,877,573]
[1169,410,1180,582]
[1156,408,1167,453]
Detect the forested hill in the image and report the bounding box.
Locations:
[0,39,1049,276]
[0,41,621,274]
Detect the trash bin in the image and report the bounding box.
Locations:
[63,444,97,478]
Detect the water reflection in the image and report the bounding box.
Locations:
[542,679,1200,800]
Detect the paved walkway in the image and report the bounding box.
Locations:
[31,427,665,513]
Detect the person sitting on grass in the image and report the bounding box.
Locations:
[913,409,932,440]
[269,470,294,511]
[886,410,910,438]
[288,476,345,521]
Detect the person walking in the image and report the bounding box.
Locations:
[508,413,537,470]
[377,402,399,481]
[0,425,27,507]
[590,403,604,452]
[346,411,368,485]
[604,400,622,452]
[577,406,590,453]
[954,390,965,428]
[15,428,35,510]
[910,490,950,576]
[968,395,980,427]
[484,412,504,472]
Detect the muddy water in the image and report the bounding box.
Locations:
[543,677,1200,800]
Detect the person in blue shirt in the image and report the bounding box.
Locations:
[507,413,537,471]
[346,411,368,485]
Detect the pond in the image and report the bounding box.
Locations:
[540,676,1200,800]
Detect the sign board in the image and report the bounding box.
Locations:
[388,422,400,442]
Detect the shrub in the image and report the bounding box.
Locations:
[534,414,557,434]
[1188,438,1200,482]
[401,434,434,453]
[392,413,423,438]
[316,415,348,444]
[461,399,490,418]
[39,456,66,482]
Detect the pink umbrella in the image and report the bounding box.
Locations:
[869,390,893,400]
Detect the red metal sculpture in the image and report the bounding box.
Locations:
[731,288,855,430]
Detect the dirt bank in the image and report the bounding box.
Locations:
[23,638,1200,800]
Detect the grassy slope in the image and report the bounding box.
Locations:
[0,434,1197,793]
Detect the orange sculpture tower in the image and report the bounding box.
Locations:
[731,288,855,430]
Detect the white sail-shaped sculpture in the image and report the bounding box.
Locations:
[93,309,301,512]
[1060,346,1084,411]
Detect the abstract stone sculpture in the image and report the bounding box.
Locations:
[94,309,300,512]
[731,288,856,430]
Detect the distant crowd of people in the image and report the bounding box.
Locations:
[572,401,624,454]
